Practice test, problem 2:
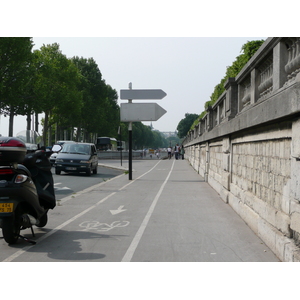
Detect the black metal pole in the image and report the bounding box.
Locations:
[129,122,132,180]
[119,126,122,166]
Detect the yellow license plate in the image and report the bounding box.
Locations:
[0,203,14,213]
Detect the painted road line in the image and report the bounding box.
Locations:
[121,159,175,262]
[1,161,162,262]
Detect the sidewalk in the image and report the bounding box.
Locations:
[95,158,280,261]
[98,159,129,171]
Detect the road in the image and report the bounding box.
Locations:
[0,159,280,262]
[53,165,124,199]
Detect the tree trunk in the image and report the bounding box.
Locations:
[35,112,39,132]
[43,110,49,146]
[48,126,52,146]
[8,107,14,137]
[26,112,31,131]
[55,123,58,143]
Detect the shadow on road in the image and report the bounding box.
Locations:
[5,229,127,261]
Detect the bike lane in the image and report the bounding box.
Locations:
[0,160,170,261]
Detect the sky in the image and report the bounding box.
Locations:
[0,37,266,136]
[0,1,288,138]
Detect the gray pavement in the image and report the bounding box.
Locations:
[1,158,280,262]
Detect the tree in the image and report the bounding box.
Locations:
[71,57,119,141]
[166,135,181,147]
[209,40,265,106]
[33,44,83,145]
[194,39,265,133]
[95,83,119,137]
[177,113,199,138]
[0,37,34,136]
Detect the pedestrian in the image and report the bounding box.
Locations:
[180,145,185,160]
[174,144,180,160]
[167,146,172,159]
[155,149,160,159]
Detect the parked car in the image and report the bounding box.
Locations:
[54,142,98,176]
[56,140,76,146]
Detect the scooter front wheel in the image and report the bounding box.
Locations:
[2,217,20,244]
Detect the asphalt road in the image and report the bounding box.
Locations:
[0,159,280,262]
[52,165,125,199]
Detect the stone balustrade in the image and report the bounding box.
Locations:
[183,37,300,261]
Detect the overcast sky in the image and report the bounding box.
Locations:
[0,37,266,136]
[0,1,288,137]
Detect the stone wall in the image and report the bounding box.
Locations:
[183,37,300,261]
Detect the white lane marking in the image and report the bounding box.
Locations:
[54,182,71,191]
[121,159,175,262]
[2,192,116,262]
[110,205,127,215]
[79,220,130,232]
[2,161,162,262]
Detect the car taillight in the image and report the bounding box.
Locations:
[0,168,14,175]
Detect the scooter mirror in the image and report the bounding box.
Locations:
[52,144,62,152]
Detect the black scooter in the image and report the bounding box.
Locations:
[0,136,61,245]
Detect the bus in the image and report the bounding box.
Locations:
[96,137,118,151]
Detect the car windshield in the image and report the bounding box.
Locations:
[61,144,90,155]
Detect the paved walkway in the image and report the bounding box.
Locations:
[96,158,280,261]
[1,158,280,262]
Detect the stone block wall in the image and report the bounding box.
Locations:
[184,124,299,261]
[183,37,300,261]
[231,138,291,212]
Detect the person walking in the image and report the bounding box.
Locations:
[155,149,160,159]
[174,144,180,160]
[180,145,185,160]
[167,146,172,159]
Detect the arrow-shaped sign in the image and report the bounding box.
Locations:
[120,103,167,122]
[120,89,167,100]
[110,205,127,215]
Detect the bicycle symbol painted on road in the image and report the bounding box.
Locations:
[79,220,130,232]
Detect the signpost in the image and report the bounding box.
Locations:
[120,103,167,122]
[120,89,167,100]
[120,83,167,180]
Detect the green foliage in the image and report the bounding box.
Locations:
[209,40,264,105]
[176,113,199,138]
[0,38,33,108]
[119,122,169,149]
[166,135,181,147]
[32,43,83,144]
[0,39,121,144]
[192,39,265,132]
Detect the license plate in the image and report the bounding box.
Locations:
[66,167,76,171]
[0,203,14,213]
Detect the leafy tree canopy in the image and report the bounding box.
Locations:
[206,40,264,109]
[176,113,199,138]
[183,39,265,136]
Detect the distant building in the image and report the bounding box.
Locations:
[161,131,178,138]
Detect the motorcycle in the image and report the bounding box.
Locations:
[0,133,61,245]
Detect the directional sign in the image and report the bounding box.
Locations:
[120,89,167,100]
[120,103,167,121]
